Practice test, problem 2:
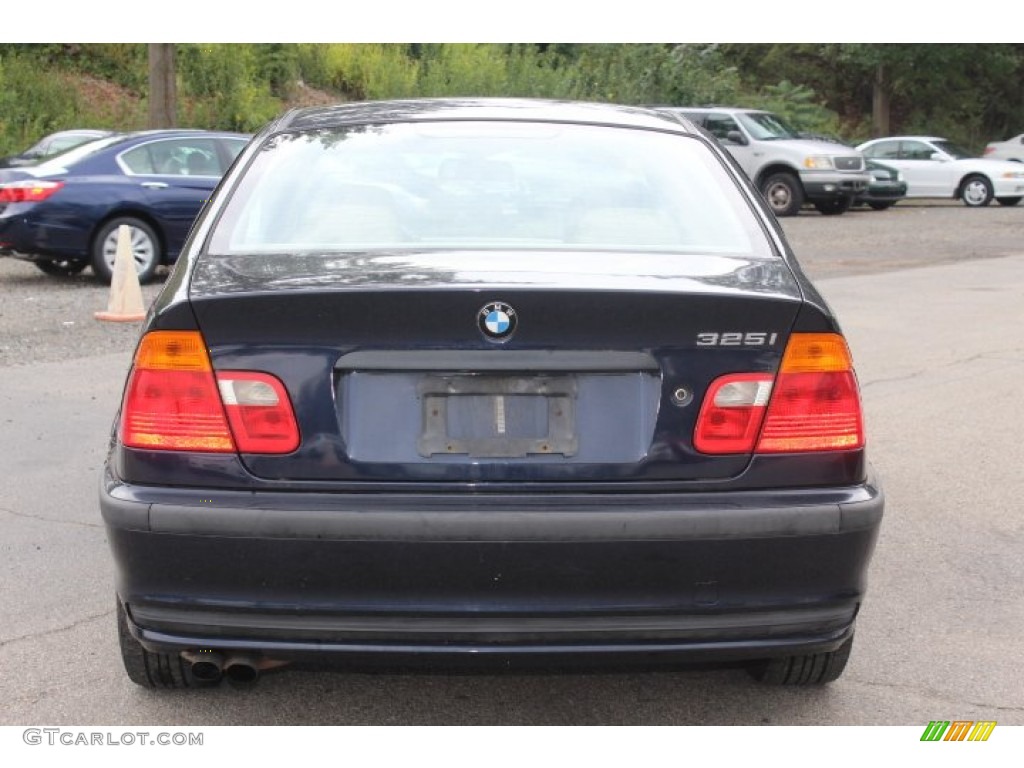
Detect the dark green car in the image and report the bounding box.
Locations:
[856,159,908,210]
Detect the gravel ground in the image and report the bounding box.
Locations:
[1,201,1021,368]
[0,262,167,368]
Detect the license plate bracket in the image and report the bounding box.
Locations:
[417,375,578,458]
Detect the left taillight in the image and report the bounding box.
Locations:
[0,180,65,203]
[120,331,299,454]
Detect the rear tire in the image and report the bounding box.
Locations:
[996,196,1021,207]
[35,259,88,276]
[748,635,854,685]
[760,172,804,217]
[91,217,161,284]
[117,600,198,689]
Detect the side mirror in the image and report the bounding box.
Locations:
[726,130,749,147]
[930,152,948,162]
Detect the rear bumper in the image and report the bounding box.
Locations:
[102,476,883,663]
[0,209,90,260]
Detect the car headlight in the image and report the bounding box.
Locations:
[803,156,834,170]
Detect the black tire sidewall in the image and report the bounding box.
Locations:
[761,173,804,217]
[814,197,852,215]
[35,260,88,277]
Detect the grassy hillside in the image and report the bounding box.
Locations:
[2,43,1021,156]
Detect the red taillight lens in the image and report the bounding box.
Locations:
[120,331,300,454]
[756,370,863,452]
[121,332,234,452]
[694,373,774,454]
[693,333,865,455]
[0,180,65,203]
[756,333,863,453]
[122,368,235,452]
[216,372,300,453]
[982,147,994,155]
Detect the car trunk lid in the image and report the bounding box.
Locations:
[187,250,803,484]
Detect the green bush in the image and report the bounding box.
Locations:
[418,44,510,97]
[178,44,282,132]
[295,44,574,102]
[0,52,81,155]
[749,80,841,138]
[299,44,418,100]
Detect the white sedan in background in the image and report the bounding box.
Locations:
[984,133,1024,163]
[857,136,1024,207]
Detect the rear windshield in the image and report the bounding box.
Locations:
[208,121,771,258]
[27,136,123,176]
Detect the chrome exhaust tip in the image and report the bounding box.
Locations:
[181,650,224,684]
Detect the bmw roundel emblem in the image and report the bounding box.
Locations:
[478,301,517,342]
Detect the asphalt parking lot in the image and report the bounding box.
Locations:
[1,202,1022,725]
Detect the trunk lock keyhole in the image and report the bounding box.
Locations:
[671,387,693,407]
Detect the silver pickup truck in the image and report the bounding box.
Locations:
[663,107,871,217]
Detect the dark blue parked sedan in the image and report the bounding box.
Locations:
[0,129,250,282]
[103,100,882,689]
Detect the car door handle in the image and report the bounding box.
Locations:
[141,181,168,189]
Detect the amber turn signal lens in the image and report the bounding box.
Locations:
[133,331,212,372]
[778,333,853,373]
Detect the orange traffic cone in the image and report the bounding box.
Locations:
[95,224,146,322]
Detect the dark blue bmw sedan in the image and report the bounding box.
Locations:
[101,99,883,689]
[0,129,250,282]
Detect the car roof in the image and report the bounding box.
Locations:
[78,129,252,155]
[861,136,947,144]
[118,129,252,141]
[272,98,699,135]
[654,106,769,115]
[48,129,114,138]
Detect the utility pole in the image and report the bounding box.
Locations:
[148,44,177,128]
[872,63,890,138]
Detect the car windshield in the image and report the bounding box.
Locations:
[209,121,770,258]
[931,140,973,160]
[735,112,800,141]
[28,136,124,175]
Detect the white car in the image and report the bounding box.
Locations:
[857,136,1024,207]
[983,133,1024,163]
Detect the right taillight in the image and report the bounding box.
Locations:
[694,332,864,455]
[757,333,864,453]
